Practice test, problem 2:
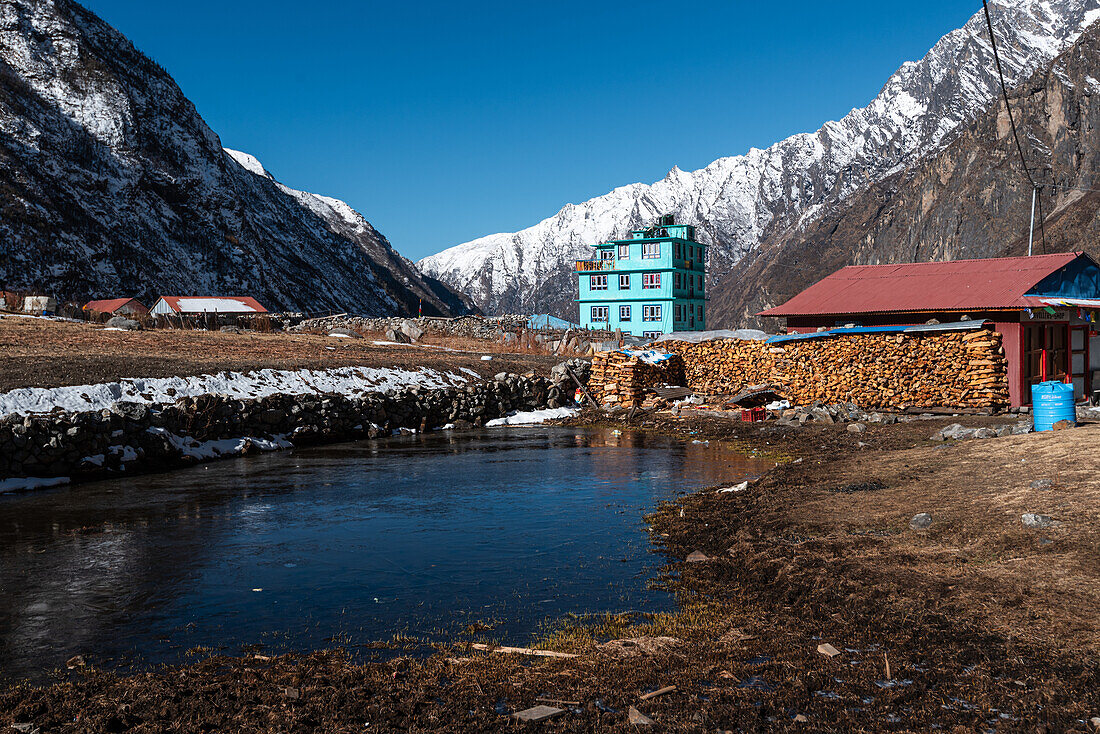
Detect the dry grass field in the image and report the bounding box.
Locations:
[0,315,560,391]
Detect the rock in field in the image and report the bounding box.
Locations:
[1029,479,1053,490]
[910,512,932,529]
[105,315,141,330]
[1021,513,1054,529]
[846,423,866,433]
[383,327,411,343]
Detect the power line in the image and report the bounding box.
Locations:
[981,0,1047,252]
[981,0,1038,189]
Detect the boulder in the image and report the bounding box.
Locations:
[105,316,141,331]
[934,423,975,441]
[384,328,411,344]
[109,401,148,422]
[909,512,932,530]
[1021,513,1054,529]
[399,319,424,341]
[1029,479,1053,490]
[847,423,866,433]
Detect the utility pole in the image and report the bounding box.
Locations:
[1028,186,1037,257]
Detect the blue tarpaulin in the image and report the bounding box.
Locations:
[527,314,577,330]
[765,320,989,345]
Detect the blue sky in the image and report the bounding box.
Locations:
[84,0,976,261]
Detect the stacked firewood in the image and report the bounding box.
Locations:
[662,329,1009,409]
[590,351,686,409]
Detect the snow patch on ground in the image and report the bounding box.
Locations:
[485,407,578,426]
[0,366,472,417]
[0,476,70,493]
[147,427,292,459]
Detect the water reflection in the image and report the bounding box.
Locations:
[0,427,768,680]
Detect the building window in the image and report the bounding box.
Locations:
[618,273,630,289]
[619,305,631,321]
[617,244,629,259]
[590,306,609,322]
[674,243,682,259]
[697,304,703,318]
[642,331,661,339]
[600,249,614,260]
[643,272,660,289]
[674,304,681,321]
[643,305,662,321]
[590,274,607,291]
[674,272,681,289]
[642,242,660,259]
[697,274,702,289]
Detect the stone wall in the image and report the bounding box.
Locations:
[663,329,1010,409]
[287,315,528,340]
[0,373,574,485]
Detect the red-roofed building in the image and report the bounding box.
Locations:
[759,253,1100,406]
[83,298,148,316]
[150,296,268,316]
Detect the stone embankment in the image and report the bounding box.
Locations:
[289,314,618,354]
[0,370,584,488]
[287,315,528,341]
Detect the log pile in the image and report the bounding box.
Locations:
[662,329,1009,410]
[590,351,686,409]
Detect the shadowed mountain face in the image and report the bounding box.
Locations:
[418,0,1100,321]
[713,20,1100,329]
[0,0,474,316]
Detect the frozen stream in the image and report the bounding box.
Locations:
[0,426,769,680]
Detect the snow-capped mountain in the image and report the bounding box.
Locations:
[223,149,474,315]
[714,15,1100,327]
[0,0,471,316]
[419,0,1100,318]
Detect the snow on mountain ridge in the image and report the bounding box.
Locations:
[224,148,374,235]
[419,0,1100,316]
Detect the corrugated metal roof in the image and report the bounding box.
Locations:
[83,298,148,314]
[155,296,268,314]
[759,253,1084,317]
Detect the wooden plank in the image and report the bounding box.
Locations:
[512,705,566,722]
[566,367,599,408]
[470,643,577,659]
[638,685,676,701]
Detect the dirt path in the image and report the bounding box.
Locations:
[0,315,558,391]
[3,413,1099,731]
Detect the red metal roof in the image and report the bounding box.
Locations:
[83,298,148,314]
[155,296,269,314]
[759,253,1084,317]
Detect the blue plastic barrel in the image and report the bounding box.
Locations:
[1031,381,1076,432]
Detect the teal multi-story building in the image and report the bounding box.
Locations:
[576,215,707,337]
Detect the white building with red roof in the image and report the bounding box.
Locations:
[149,296,268,316]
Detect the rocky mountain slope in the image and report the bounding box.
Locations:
[0,0,472,316]
[419,0,1100,318]
[715,17,1100,328]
